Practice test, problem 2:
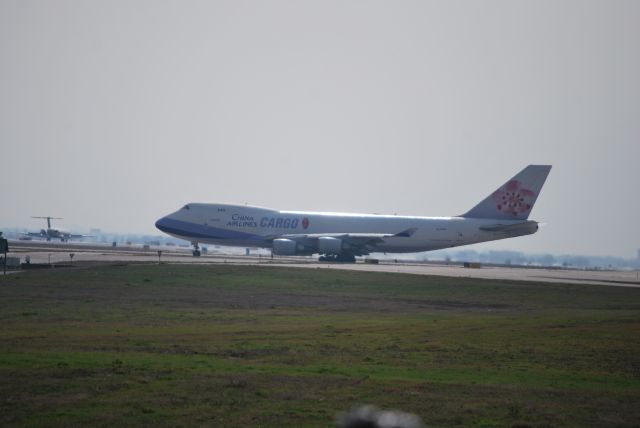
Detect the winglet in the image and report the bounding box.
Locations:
[394,227,417,237]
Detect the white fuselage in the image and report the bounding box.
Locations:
[45,228,71,239]
[155,203,538,255]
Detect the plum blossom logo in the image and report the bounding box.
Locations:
[302,217,309,229]
[493,180,536,216]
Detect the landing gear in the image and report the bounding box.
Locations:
[339,254,356,263]
[192,242,201,257]
[318,254,356,263]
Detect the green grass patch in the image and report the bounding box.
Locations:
[1,264,639,427]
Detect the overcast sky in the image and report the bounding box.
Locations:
[1,1,638,258]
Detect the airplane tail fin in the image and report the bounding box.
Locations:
[461,165,551,220]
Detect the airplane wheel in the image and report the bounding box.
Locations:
[336,254,356,263]
[191,242,201,257]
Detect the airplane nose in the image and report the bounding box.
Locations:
[155,217,170,233]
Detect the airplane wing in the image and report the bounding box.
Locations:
[18,232,44,238]
[21,232,94,240]
[280,228,416,242]
[269,228,417,255]
[282,233,387,250]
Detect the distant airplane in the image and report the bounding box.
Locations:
[21,216,92,242]
[156,165,551,261]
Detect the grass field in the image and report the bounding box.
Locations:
[0,264,639,427]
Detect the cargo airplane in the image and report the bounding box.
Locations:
[156,165,551,261]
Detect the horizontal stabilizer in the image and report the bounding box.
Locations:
[479,221,538,233]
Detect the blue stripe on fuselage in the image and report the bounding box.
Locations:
[155,217,264,241]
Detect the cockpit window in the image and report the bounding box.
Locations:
[182,204,190,210]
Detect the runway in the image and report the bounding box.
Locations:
[5,240,640,287]
[288,262,640,287]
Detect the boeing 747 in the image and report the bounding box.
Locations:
[155,165,551,261]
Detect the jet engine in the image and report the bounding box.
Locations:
[318,236,342,254]
[272,238,297,255]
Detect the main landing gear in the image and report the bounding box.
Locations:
[192,242,201,257]
[318,254,356,263]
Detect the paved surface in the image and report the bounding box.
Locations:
[287,263,640,287]
[4,240,640,287]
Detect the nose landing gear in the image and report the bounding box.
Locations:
[192,242,201,257]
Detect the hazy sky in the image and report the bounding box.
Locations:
[1,1,639,258]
